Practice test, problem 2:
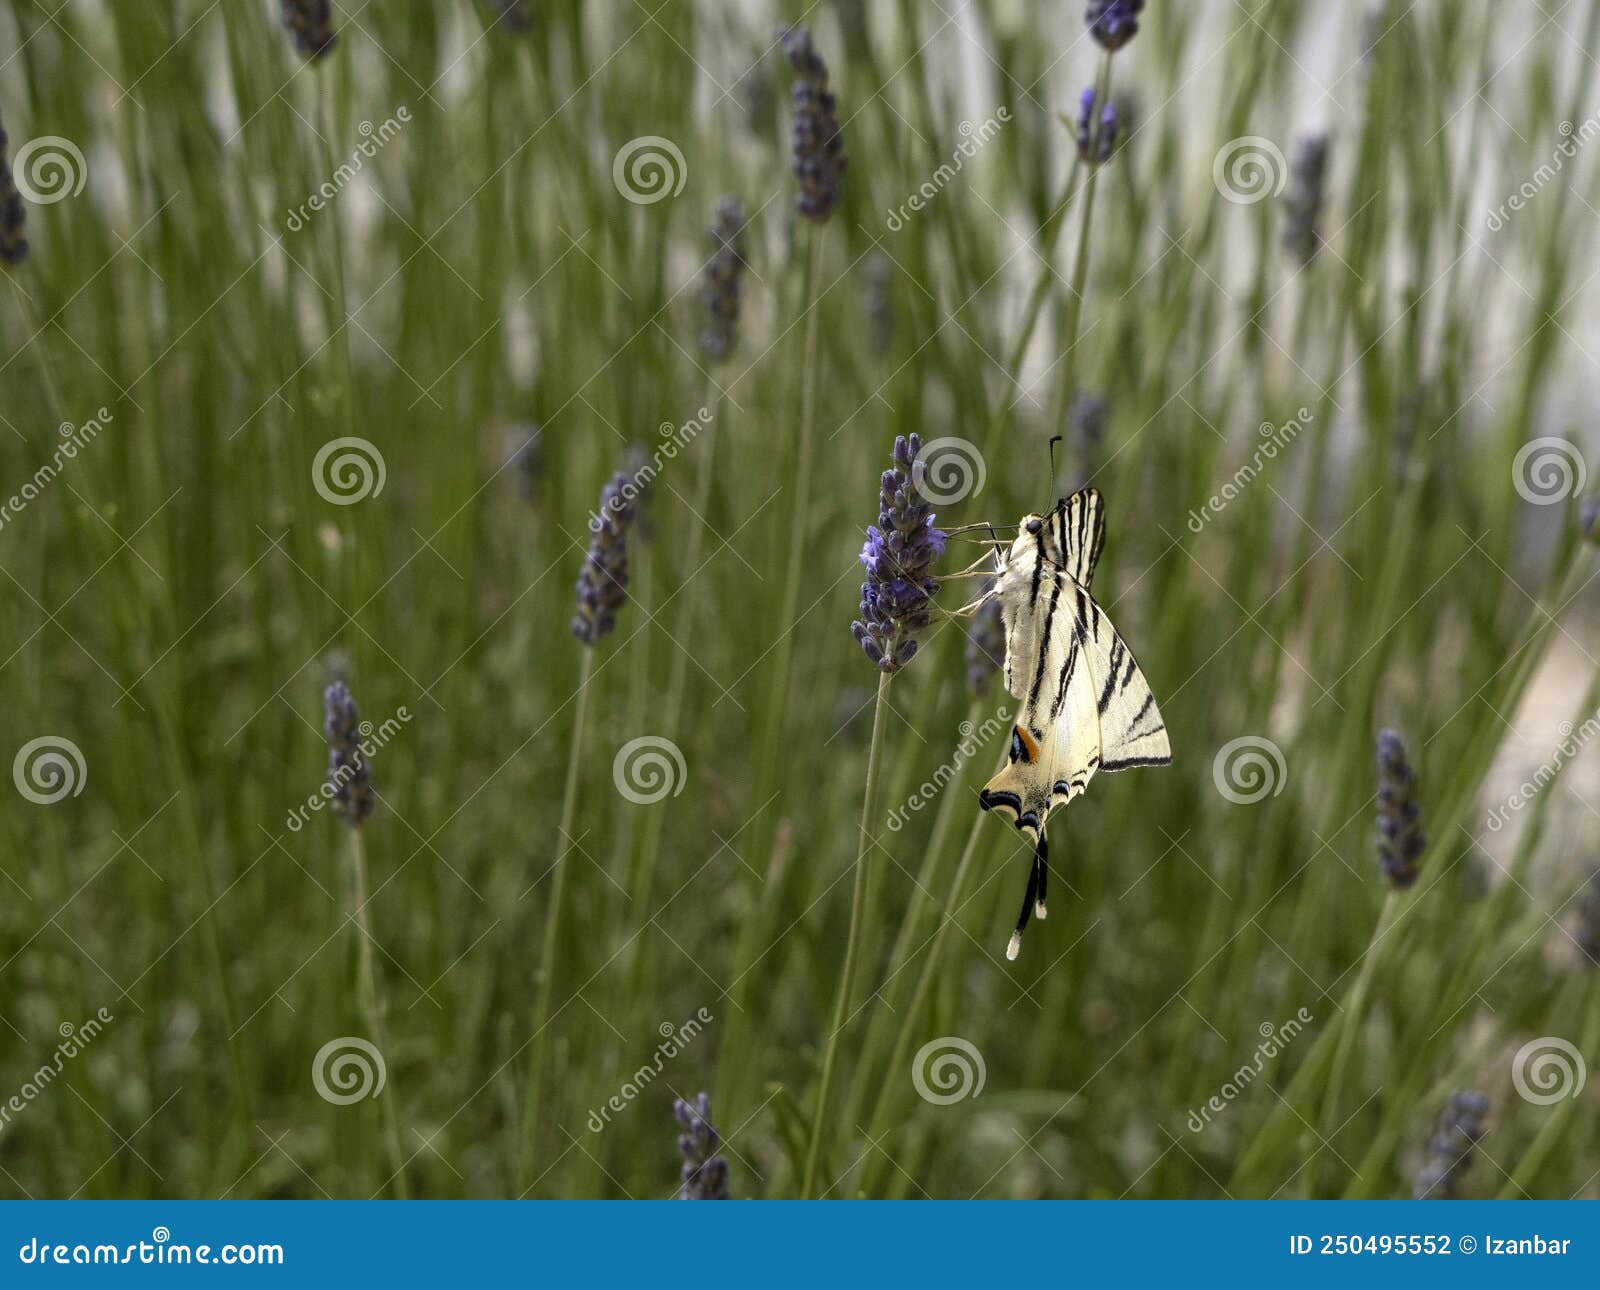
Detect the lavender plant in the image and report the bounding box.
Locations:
[674,1093,730,1200]
[8,1,1600,1208]
[1412,1091,1489,1199]
[782,25,847,223]
[1376,730,1425,890]
[1086,0,1144,52]
[851,434,947,673]
[1282,134,1330,265]
[1075,87,1119,165]
[280,0,336,61]
[0,114,26,268]
[700,196,748,362]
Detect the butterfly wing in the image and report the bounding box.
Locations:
[1050,487,1106,588]
[1072,576,1172,772]
[981,565,1103,838]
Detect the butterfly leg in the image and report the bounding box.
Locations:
[1006,849,1042,962]
[934,596,989,620]
[944,551,998,577]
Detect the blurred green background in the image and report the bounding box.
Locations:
[1,0,1598,1199]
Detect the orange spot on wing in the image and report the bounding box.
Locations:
[1014,725,1040,763]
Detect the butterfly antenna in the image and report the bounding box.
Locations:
[1046,434,1064,506]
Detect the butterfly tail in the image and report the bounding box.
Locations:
[1006,833,1049,961]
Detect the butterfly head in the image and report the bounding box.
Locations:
[1010,504,1069,568]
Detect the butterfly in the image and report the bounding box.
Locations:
[945,487,1171,960]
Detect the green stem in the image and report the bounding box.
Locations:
[856,806,990,1196]
[721,225,827,1119]
[626,384,721,967]
[1308,892,1399,1192]
[348,827,408,1198]
[1046,54,1113,446]
[520,646,594,1191]
[801,669,891,1198]
[1498,972,1600,1196]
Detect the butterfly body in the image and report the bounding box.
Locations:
[973,488,1171,958]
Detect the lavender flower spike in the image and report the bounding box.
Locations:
[572,471,638,646]
[1579,495,1600,546]
[323,682,375,827]
[674,1092,730,1199]
[281,0,337,61]
[1376,729,1424,889]
[1576,867,1600,967]
[782,25,847,223]
[700,196,749,362]
[1281,134,1329,265]
[965,591,1004,695]
[0,114,27,268]
[852,434,947,673]
[1075,87,1119,165]
[1086,0,1145,52]
[1413,1090,1488,1199]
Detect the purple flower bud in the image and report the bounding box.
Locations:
[965,590,1004,694]
[782,26,847,223]
[673,1092,730,1199]
[323,682,375,827]
[1413,1090,1488,1198]
[0,114,27,268]
[1076,88,1119,164]
[1086,0,1144,52]
[1580,495,1600,546]
[851,435,946,673]
[572,471,638,646]
[701,197,749,361]
[1281,134,1330,265]
[280,0,337,61]
[1376,729,1425,889]
[1577,868,1600,967]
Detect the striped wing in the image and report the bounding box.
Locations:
[1069,572,1171,772]
[1050,488,1106,588]
[982,566,1104,838]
